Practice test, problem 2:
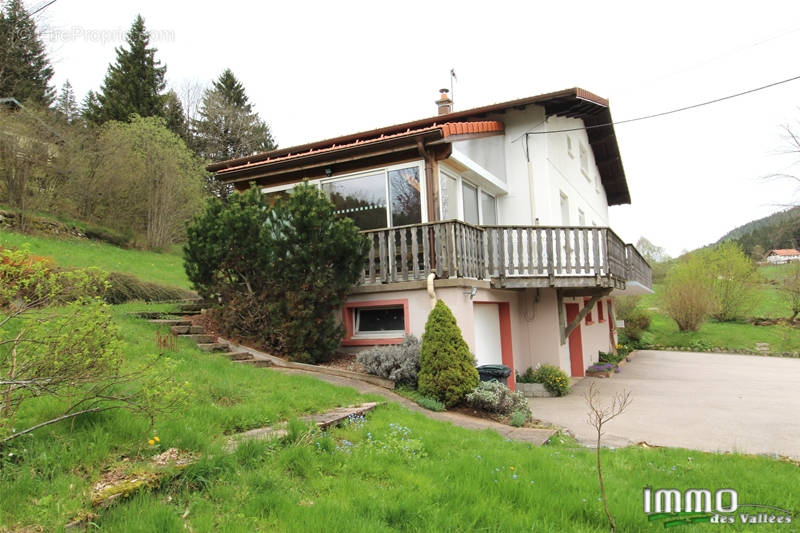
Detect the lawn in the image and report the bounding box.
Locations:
[1,305,798,531]
[0,228,191,290]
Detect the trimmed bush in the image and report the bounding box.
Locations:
[464,381,531,420]
[510,409,529,427]
[357,336,420,386]
[417,300,479,407]
[531,365,571,396]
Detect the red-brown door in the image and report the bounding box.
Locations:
[565,303,584,377]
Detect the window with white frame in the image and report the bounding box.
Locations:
[579,142,589,178]
[560,192,569,225]
[354,306,405,337]
[440,170,498,225]
[320,163,424,230]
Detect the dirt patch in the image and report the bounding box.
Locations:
[319,352,366,374]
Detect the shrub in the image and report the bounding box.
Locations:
[599,351,625,364]
[416,395,446,412]
[516,367,537,384]
[510,409,529,427]
[705,242,760,321]
[531,365,571,396]
[184,183,368,364]
[661,253,714,331]
[104,271,194,304]
[417,300,479,407]
[464,381,531,420]
[357,336,420,386]
[622,307,651,340]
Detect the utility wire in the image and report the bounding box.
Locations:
[29,0,58,16]
[524,73,800,136]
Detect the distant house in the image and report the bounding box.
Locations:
[766,249,800,264]
[207,87,653,387]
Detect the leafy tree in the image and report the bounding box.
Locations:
[83,15,166,124]
[0,0,54,105]
[0,246,186,444]
[54,80,78,123]
[704,242,760,321]
[93,116,204,249]
[184,183,367,363]
[417,300,479,407]
[194,69,276,196]
[781,262,800,321]
[660,253,714,332]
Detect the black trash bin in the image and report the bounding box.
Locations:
[476,364,511,386]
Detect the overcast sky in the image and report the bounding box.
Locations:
[31,0,800,256]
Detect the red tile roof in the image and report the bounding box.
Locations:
[769,249,800,256]
[216,121,503,175]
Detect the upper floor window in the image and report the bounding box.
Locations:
[320,163,423,230]
[579,142,589,178]
[578,209,586,226]
[560,192,569,225]
[441,170,498,225]
[567,135,574,158]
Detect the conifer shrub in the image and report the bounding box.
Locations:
[417,300,479,407]
[184,182,368,364]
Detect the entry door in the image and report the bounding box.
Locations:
[565,303,584,377]
[474,303,503,366]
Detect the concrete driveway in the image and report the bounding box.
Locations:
[531,350,800,458]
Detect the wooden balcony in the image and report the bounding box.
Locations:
[360,220,652,291]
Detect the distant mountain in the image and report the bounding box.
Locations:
[717,206,800,256]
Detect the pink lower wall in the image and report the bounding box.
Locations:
[340,286,615,379]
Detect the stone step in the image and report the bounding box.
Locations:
[178,309,202,316]
[178,334,215,343]
[148,319,192,326]
[300,402,379,429]
[233,359,274,368]
[179,303,204,312]
[223,352,254,361]
[170,325,205,335]
[197,342,229,352]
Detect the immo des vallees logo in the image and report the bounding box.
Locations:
[643,487,793,528]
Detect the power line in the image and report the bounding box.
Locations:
[29,0,58,16]
[524,73,800,136]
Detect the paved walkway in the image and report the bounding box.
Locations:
[272,368,556,445]
[532,350,800,458]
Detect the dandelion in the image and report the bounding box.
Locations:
[148,439,155,446]
[154,436,160,443]
[510,466,515,471]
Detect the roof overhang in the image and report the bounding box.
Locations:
[208,87,630,204]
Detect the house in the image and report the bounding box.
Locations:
[207,87,653,389]
[766,249,800,264]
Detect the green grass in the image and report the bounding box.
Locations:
[0,228,191,290]
[1,305,798,531]
[644,313,800,353]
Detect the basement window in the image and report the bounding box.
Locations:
[598,301,605,322]
[584,298,594,325]
[354,306,405,337]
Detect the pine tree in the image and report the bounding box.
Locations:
[0,0,54,105]
[84,15,166,124]
[194,69,276,163]
[55,80,78,123]
[163,89,189,144]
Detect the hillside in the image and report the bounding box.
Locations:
[717,206,800,256]
[0,228,191,290]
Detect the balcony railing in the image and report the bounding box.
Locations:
[360,220,651,290]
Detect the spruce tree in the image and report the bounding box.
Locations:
[0,0,54,105]
[194,68,276,163]
[55,80,78,123]
[163,89,189,144]
[84,15,166,124]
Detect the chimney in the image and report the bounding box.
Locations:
[436,88,453,115]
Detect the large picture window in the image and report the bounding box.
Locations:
[321,164,422,230]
